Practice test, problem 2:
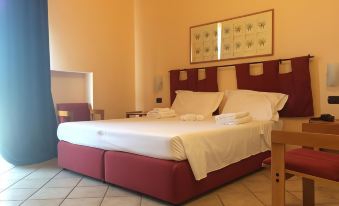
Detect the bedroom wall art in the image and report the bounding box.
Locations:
[190,9,273,63]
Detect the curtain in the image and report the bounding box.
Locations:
[0,0,58,165]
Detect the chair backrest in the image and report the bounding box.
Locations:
[56,103,91,123]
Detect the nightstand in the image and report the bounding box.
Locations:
[302,120,339,153]
[126,111,147,118]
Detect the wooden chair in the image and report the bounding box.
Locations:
[264,131,339,206]
[56,103,104,123]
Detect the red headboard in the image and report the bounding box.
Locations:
[169,67,218,104]
[235,56,314,117]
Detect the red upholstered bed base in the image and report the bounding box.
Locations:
[58,141,270,205]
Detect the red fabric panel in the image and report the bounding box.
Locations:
[170,69,197,104]
[235,56,313,117]
[169,67,219,104]
[56,103,91,122]
[58,141,105,180]
[105,151,270,205]
[196,67,219,92]
[263,148,339,182]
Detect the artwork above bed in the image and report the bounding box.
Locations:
[170,55,314,117]
[190,9,274,63]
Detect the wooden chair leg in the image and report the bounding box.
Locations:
[302,178,315,206]
[272,143,286,206]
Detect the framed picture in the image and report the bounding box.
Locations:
[190,9,273,64]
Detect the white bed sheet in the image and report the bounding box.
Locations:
[57,117,277,180]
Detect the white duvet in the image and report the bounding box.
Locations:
[57,117,274,180]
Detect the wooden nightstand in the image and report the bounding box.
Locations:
[302,120,339,153]
[126,111,147,118]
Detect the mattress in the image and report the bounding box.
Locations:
[57,117,278,180]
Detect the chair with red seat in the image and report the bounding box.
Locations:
[264,131,339,206]
[56,103,104,123]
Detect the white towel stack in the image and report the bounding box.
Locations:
[180,114,205,121]
[147,108,176,119]
[215,112,252,125]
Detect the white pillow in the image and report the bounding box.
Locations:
[222,90,288,121]
[171,90,224,117]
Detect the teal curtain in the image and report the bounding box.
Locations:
[0,0,58,165]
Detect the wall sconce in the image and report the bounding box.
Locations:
[154,76,163,92]
[327,64,339,87]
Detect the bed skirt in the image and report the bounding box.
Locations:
[58,141,270,205]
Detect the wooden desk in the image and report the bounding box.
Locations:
[302,120,339,153]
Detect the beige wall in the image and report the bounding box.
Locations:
[48,0,135,118]
[134,0,339,131]
[49,0,339,130]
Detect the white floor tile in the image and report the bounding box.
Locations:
[101,196,141,206]
[30,187,73,200]
[10,179,49,189]
[21,199,63,206]
[25,168,62,179]
[77,177,106,187]
[68,186,108,198]
[61,198,102,206]
[0,201,22,206]
[106,186,138,197]
[45,178,81,188]
[53,170,83,179]
[0,188,37,201]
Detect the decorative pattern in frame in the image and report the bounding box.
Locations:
[190,9,273,64]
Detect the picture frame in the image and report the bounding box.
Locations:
[190,9,274,64]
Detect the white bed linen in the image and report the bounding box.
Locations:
[57,117,276,180]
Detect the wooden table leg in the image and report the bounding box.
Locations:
[272,142,286,206]
[302,178,315,206]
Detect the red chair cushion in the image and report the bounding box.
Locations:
[263,148,339,182]
[56,103,91,122]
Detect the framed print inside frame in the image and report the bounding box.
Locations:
[190,9,273,64]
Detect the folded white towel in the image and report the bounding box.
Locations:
[147,109,176,119]
[152,108,171,112]
[180,114,205,121]
[216,116,252,125]
[215,112,249,121]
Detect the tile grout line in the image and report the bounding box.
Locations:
[241,182,266,206]
[57,172,84,206]
[216,193,225,206]
[19,167,64,205]
[99,184,110,206]
[0,165,42,197]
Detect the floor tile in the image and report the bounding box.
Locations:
[25,168,62,179]
[67,186,108,198]
[0,188,37,201]
[218,191,264,206]
[77,177,106,187]
[0,201,22,206]
[141,196,172,206]
[217,182,249,193]
[106,186,138,197]
[10,179,49,189]
[101,196,141,206]
[45,178,81,188]
[290,191,339,204]
[21,199,63,206]
[242,179,271,193]
[61,198,102,206]
[184,193,223,206]
[30,187,73,200]
[253,191,302,206]
[53,170,83,179]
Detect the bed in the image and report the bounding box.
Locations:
[57,55,314,205]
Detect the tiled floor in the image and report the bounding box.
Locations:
[0,158,338,206]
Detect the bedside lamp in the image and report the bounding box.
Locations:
[327,64,339,104]
[327,64,339,86]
